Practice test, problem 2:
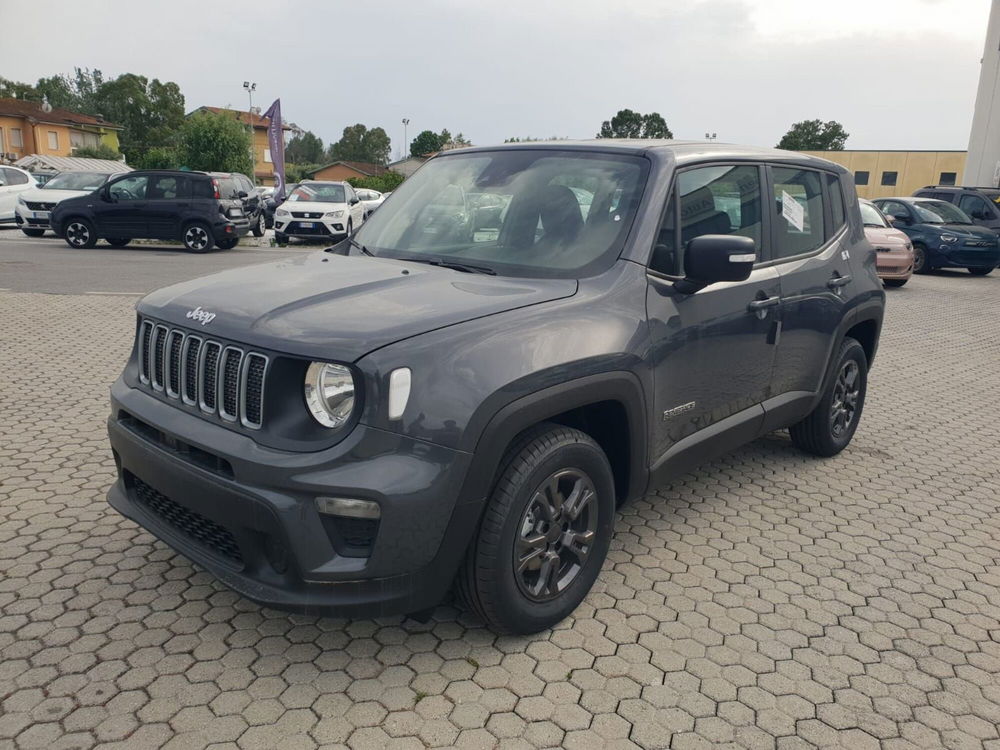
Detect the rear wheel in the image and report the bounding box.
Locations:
[457,423,615,634]
[106,238,130,247]
[182,222,214,253]
[64,218,97,249]
[21,228,45,238]
[911,244,929,274]
[883,278,907,287]
[968,266,994,276]
[790,337,868,457]
[251,213,265,237]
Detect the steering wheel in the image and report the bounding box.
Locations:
[113,188,136,201]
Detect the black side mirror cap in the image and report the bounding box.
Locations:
[238,190,248,198]
[674,235,756,294]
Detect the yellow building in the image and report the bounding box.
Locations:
[0,98,122,162]
[189,106,288,186]
[800,150,968,199]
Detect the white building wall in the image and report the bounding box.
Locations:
[967,0,1000,186]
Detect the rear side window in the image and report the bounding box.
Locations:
[147,176,187,200]
[826,173,846,233]
[2,167,29,185]
[771,167,825,260]
[191,178,214,199]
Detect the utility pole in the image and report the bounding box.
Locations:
[244,82,257,183]
[402,118,410,160]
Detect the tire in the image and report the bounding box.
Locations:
[21,228,45,238]
[106,238,130,247]
[790,337,868,457]
[457,423,615,634]
[968,266,994,276]
[64,218,97,249]
[182,222,215,253]
[346,219,354,236]
[265,215,274,229]
[275,232,288,245]
[251,213,265,238]
[911,244,930,274]
[883,278,907,287]
[216,237,238,250]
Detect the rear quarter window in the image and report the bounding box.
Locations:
[191,179,214,199]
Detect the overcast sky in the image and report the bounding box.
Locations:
[4,0,992,158]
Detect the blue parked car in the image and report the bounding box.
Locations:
[872,197,1000,275]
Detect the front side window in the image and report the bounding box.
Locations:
[109,175,149,201]
[354,150,648,278]
[859,202,888,228]
[771,167,825,259]
[650,164,762,276]
[959,194,990,218]
[44,172,110,191]
[289,183,346,203]
[877,200,908,220]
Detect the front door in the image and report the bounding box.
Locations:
[646,163,779,464]
[98,174,150,237]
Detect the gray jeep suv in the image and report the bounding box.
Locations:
[106,142,884,633]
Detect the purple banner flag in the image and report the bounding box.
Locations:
[262,99,286,201]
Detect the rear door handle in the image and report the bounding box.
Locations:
[748,296,780,312]
[827,274,852,289]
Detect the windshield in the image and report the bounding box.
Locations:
[859,202,888,227]
[353,149,648,277]
[913,200,972,224]
[289,183,345,203]
[43,172,110,191]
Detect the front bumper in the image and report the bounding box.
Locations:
[15,204,51,230]
[875,248,913,281]
[934,245,1000,269]
[273,215,347,239]
[106,378,480,618]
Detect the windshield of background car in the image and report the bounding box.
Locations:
[913,200,972,224]
[859,202,888,227]
[354,149,648,278]
[44,172,110,191]
[289,184,345,203]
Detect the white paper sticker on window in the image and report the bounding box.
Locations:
[781,190,805,232]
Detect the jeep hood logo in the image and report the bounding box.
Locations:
[186,307,217,326]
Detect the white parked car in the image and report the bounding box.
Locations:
[273,180,366,243]
[355,188,386,219]
[0,166,38,225]
[15,171,121,237]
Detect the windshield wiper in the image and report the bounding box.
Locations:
[346,237,374,256]
[404,257,497,275]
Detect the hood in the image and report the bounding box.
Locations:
[138,252,577,361]
[864,226,910,248]
[20,187,91,204]
[933,223,999,241]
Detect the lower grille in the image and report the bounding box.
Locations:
[130,474,243,564]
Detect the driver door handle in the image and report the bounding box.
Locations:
[828,274,852,289]
[748,296,780,312]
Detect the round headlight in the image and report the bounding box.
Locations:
[304,363,355,428]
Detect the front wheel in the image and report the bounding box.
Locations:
[457,424,615,634]
[790,337,868,457]
[106,238,130,247]
[968,266,994,276]
[21,228,45,238]
[251,213,265,237]
[182,223,215,253]
[912,244,929,274]
[64,218,97,249]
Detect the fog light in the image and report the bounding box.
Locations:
[316,496,380,520]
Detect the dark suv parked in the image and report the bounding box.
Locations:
[51,170,251,253]
[105,142,884,633]
[912,185,1000,233]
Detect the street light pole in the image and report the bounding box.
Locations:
[244,81,257,183]
[402,118,410,160]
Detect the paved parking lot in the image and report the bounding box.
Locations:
[2,267,1000,750]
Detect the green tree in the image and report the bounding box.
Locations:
[71,143,122,160]
[597,109,672,139]
[0,76,39,100]
[346,172,405,193]
[410,129,445,157]
[93,74,185,164]
[328,124,392,165]
[776,119,849,150]
[286,131,325,164]
[132,146,179,170]
[178,111,252,175]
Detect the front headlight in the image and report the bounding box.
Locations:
[941,233,959,244]
[324,210,345,218]
[275,208,290,218]
[904,240,913,250]
[304,362,355,428]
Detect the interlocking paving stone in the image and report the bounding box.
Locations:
[2,269,1000,748]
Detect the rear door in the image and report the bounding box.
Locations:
[99,174,150,237]
[768,166,849,399]
[146,175,189,239]
[646,162,780,461]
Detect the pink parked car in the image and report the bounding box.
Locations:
[860,199,914,287]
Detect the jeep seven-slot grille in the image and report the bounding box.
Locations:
[138,320,268,429]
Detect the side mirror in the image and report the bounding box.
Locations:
[0,179,6,187]
[675,235,756,294]
[238,190,248,199]
[889,213,910,226]
[101,188,115,202]
[349,197,360,205]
